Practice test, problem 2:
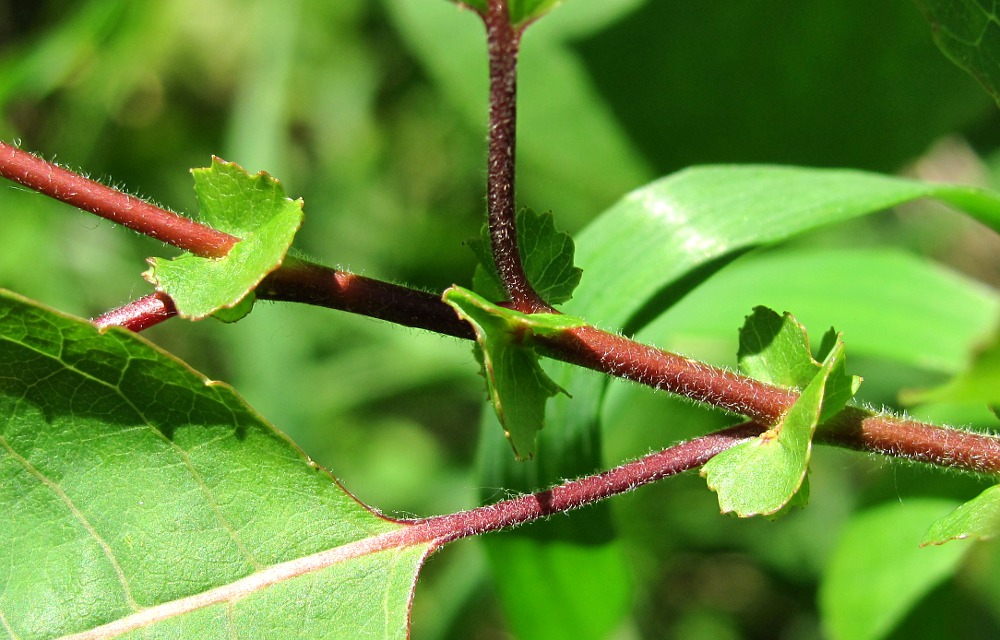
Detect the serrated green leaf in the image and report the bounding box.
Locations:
[701,330,856,518]
[144,158,303,320]
[738,306,824,388]
[471,208,583,305]
[737,307,861,423]
[923,484,1000,545]
[915,0,1000,106]
[820,500,970,640]
[0,289,427,639]
[443,286,584,459]
[447,0,564,26]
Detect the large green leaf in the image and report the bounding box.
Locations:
[634,248,1000,375]
[820,500,970,640]
[144,158,303,320]
[563,166,1000,333]
[547,166,1000,474]
[915,0,1000,105]
[923,484,1000,545]
[0,290,428,639]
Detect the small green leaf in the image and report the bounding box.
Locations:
[820,500,970,640]
[144,158,303,320]
[915,0,1000,106]
[737,307,861,423]
[700,309,859,517]
[443,286,584,459]
[923,484,1000,545]
[470,208,583,305]
[448,0,564,26]
[0,289,426,638]
[738,306,824,388]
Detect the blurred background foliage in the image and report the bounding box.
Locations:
[3,0,1000,638]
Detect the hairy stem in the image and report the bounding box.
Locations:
[257,259,475,340]
[0,141,237,257]
[92,293,178,332]
[5,141,1000,477]
[405,421,764,544]
[482,1,549,312]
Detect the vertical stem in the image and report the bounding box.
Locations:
[484,1,548,312]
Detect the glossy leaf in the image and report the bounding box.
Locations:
[471,208,583,305]
[444,286,584,459]
[915,0,1000,105]
[547,167,1000,500]
[634,248,1000,375]
[563,166,1000,334]
[700,312,857,517]
[923,484,1000,545]
[820,500,970,640]
[144,158,303,320]
[0,290,427,639]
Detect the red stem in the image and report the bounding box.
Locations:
[256,260,475,340]
[0,141,237,258]
[483,1,549,313]
[402,421,764,544]
[92,292,178,332]
[4,140,1000,477]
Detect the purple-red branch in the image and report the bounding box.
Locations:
[403,421,765,545]
[0,141,237,258]
[483,0,550,313]
[92,292,178,332]
[4,139,1000,480]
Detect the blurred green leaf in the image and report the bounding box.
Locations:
[576,1,993,173]
[483,534,632,640]
[901,328,1000,407]
[0,289,427,639]
[915,0,1000,105]
[471,208,582,304]
[564,166,1000,336]
[701,312,857,517]
[923,484,1000,545]
[820,500,970,640]
[144,158,303,320]
[446,0,565,28]
[635,248,1000,376]
[444,286,584,458]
